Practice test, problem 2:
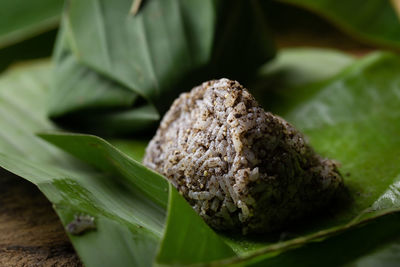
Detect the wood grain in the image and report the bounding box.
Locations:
[0,169,82,266]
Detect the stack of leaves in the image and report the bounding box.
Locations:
[1,0,400,266]
[49,0,274,135]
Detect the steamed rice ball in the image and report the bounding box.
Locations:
[143,78,343,234]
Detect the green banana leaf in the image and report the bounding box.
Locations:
[245,213,400,266]
[275,0,400,48]
[49,0,275,135]
[257,47,355,89]
[1,49,400,266]
[0,0,63,49]
[50,19,159,135]
[251,47,355,112]
[345,222,400,267]
[0,0,63,72]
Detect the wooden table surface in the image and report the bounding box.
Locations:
[0,170,82,266]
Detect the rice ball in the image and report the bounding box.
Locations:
[143,78,343,234]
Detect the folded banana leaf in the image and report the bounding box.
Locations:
[49,0,275,135]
